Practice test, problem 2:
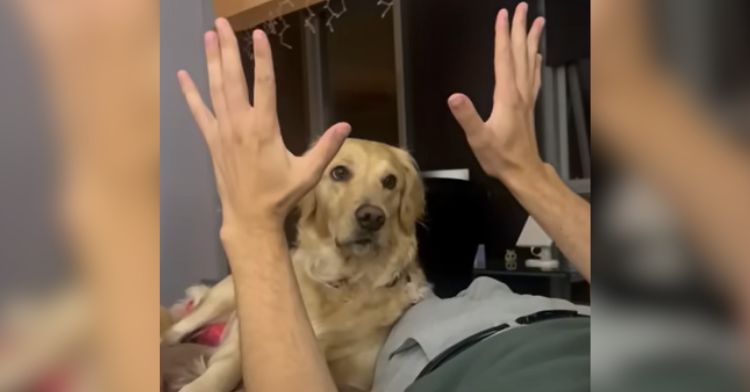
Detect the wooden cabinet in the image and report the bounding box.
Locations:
[214,0,325,31]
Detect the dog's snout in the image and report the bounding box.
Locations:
[355,204,385,231]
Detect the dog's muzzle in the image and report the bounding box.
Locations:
[355,204,385,232]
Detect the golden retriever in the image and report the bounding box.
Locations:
[161,138,430,392]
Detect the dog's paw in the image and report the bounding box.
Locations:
[161,328,186,346]
[177,379,214,392]
[178,385,199,392]
[405,281,431,304]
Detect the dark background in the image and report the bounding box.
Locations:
[236,0,590,301]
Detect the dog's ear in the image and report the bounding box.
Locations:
[298,188,318,224]
[297,188,329,236]
[396,149,425,234]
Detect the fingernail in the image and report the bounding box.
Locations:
[204,31,215,45]
[500,9,508,21]
[253,29,264,41]
[448,95,464,108]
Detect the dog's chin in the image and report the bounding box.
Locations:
[335,235,380,257]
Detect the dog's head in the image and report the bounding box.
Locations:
[297,138,425,260]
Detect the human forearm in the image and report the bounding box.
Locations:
[179,19,347,391]
[446,5,588,277]
[222,225,337,392]
[61,151,159,392]
[27,0,161,387]
[503,164,591,282]
[597,73,750,308]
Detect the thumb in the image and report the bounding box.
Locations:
[302,122,351,178]
[448,94,485,137]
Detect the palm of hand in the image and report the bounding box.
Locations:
[178,19,350,229]
[448,3,545,182]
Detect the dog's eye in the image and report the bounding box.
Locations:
[330,165,351,182]
[382,174,397,190]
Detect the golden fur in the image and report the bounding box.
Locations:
[162,139,430,392]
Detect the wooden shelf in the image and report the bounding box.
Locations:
[214,0,325,31]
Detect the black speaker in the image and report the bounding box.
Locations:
[417,178,486,298]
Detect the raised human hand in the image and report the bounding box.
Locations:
[177,18,351,233]
[448,2,545,184]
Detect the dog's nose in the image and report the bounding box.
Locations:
[355,204,385,231]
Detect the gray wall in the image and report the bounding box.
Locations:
[161,0,226,304]
[0,4,68,300]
